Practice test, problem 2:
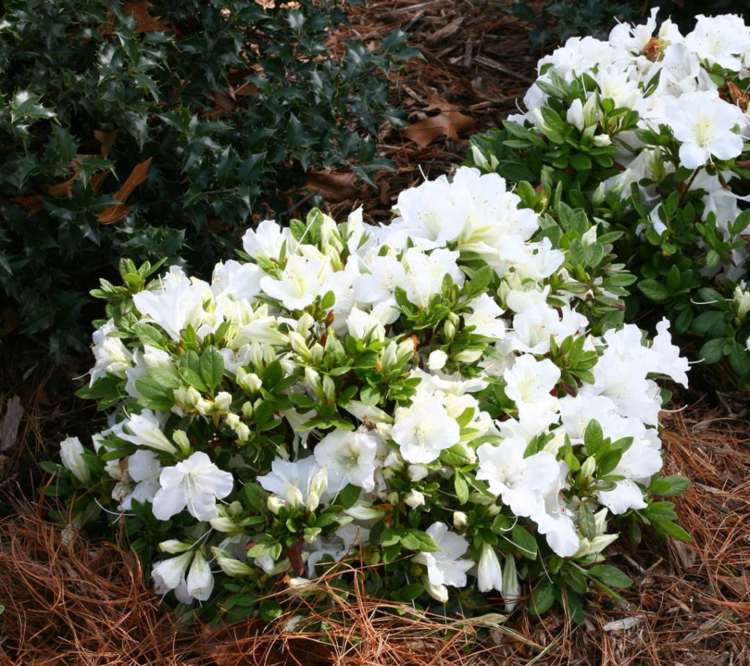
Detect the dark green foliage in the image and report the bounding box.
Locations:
[512,0,640,48]
[0,0,415,361]
[512,1,746,50]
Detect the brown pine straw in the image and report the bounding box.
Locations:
[1,402,748,665]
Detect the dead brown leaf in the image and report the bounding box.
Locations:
[403,110,474,148]
[123,1,170,33]
[46,174,78,198]
[307,170,363,202]
[94,129,118,157]
[97,157,152,224]
[0,396,23,453]
[12,196,43,215]
[727,81,749,112]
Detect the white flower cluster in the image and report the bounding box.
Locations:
[507,9,750,276]
[61,167,688,608]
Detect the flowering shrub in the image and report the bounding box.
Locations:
[468,10,750,386]
[51,168,690,623]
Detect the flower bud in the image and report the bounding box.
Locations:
[453,511,468,530]
[214,391,233,412]
[241,401,254,419]
[322,375,336,402]
[443,319,456,341]
[289,331,310,358]
[236,367,263,394]
[304,366,322,395]
[267,495,287,514]
[734,284,750,320]
[60,436,91,483]
[306,467,328,512]
[296,312,315,335]
[477,544,503,593]
[158,539,192,554]
[581,456,596,478]
[502,554,520,612]
[209,515,236,532]
[211,547,254,577]
[424,579,449,603]
[454,348,483,363]
[471,144,490,169]
[404,489,425,509]
[172,429,191,455]
[428,349,448,371]
[174,385,202,411]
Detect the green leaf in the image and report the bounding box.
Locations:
[648,475,690,497]
[588,564,632,589]
[200,346,225,393]
[509,524,538,560]
[400,530,437,552]
[454,473,469,505]
[699,337,725,364]
[531,580,556,615]
[337,484,361,509]
[638,279,669,302]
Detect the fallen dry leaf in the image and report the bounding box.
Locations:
[0,396,23,453]
[403,110,474,148]
[97,157,152,224]
[123,1,170,33]
[307,170,363,202]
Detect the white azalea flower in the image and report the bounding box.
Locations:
[464,294,506,339]
[598,479,647,514]
[242,219,291,260]
[89,319,132,386]
[120,449,161,510]
[476,439,560,519]
[185,549,214,601]
[313,428,380,494]
[133,266,211,341]
[153,551,192,594]
[211,259,262,301]
[258,456,327,508]
[260,253,332,311]
[413,522,473,600]
[503,355,560,426]
[120,409,176,455]
[391,393,460,464]
[152,451,233,521]
[662,91,745,169]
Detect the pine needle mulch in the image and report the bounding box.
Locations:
[1,403,748,665]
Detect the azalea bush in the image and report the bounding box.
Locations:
[469,10,750,386]
[0,0,413,360]
[49,168,690,624]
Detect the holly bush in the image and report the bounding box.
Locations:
[0,0,414,360]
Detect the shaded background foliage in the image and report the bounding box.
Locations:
[513,0,748,49]
[0,0,414,362]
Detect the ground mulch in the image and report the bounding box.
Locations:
[2,1,749,664]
